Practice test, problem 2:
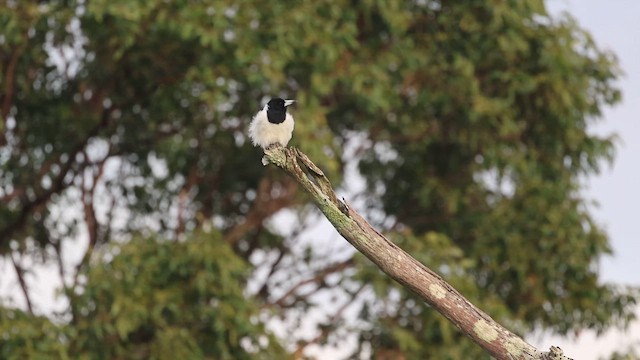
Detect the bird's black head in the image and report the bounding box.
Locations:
[266,98,294,124]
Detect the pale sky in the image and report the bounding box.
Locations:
[551,0,640,287]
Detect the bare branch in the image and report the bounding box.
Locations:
[51,237,68,291]
[176,164,198,239]
[73,154,109,288]
[10,251,34,315]
[271,258,354,308]
[0,108,114,248]
[224,176,297,246]
[1,43,23,121]
[293,283,366,359]
[255,219,311,300]
[263,146,573,360]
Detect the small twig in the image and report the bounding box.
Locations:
[224,176,297,247]
[1,43,23,120]
[293,284,366,358]
[271,258,354,307]
[10,251,34,315]
[52,237,68,291]
[73,153,109,289]
[176,164,198,239]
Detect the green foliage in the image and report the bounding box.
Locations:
[0,0,637,359]
[71,231,287,359]
[0,307,70,360]
[1,232,287,359]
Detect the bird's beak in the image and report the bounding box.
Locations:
[284,99,295,107]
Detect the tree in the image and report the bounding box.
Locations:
[0,0,636,359]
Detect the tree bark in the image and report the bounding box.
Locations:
[263,146,573,360]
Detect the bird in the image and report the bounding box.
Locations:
[248,98,295,150]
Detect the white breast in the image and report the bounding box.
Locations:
[249,110,294,149]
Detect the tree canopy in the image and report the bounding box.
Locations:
[0,0,636,359]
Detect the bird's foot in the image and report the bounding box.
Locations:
[265,143,282,151]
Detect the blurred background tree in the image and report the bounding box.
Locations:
[0,0,636,359]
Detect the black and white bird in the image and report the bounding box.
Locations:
[248,98,295,150]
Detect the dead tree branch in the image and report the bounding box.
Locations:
[263,146,572,360]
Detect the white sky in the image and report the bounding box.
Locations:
[551,0,640,287]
